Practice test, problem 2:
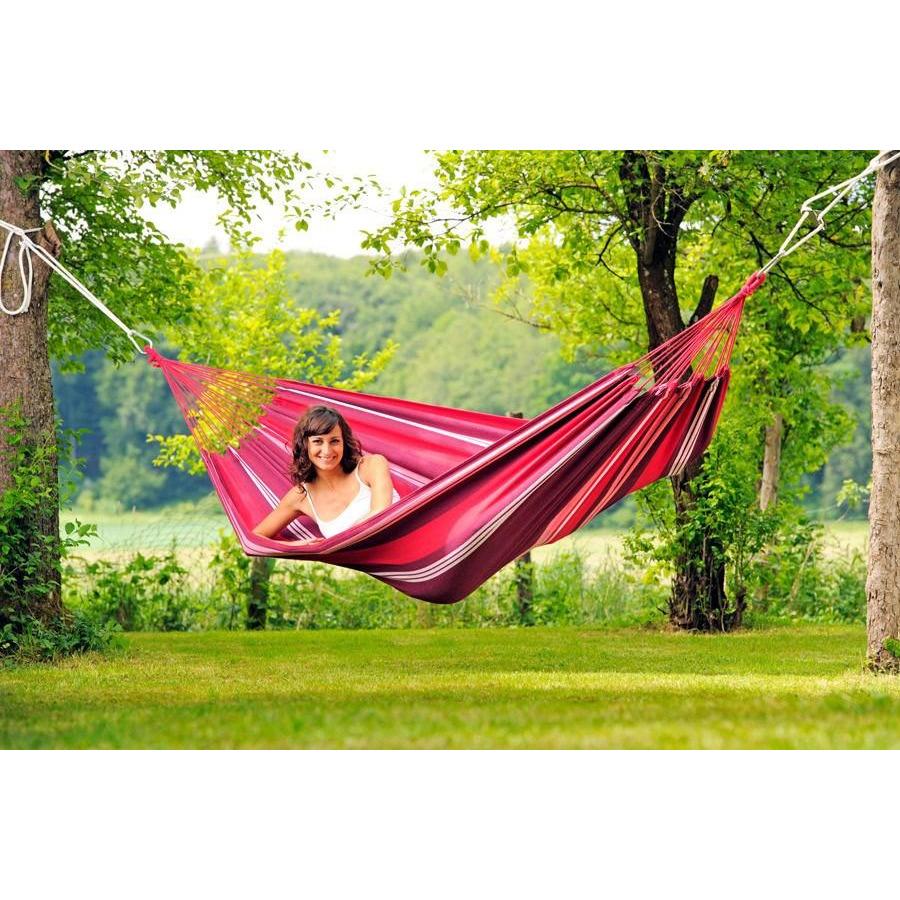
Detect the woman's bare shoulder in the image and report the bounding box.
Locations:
[359,453,388,471]
[359,453,389,483]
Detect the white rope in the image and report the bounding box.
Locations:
[0,223,41,315]
[760,149,900,274]
[0,218,152,353]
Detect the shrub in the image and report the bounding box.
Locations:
[0,405,97,619]
[66,549,198,631]
[748,522,866,624]
[59,532,675,634]
[1,608,121,666]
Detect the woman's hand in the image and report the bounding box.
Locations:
[287,536,324,547]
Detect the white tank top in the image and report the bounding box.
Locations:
[304,466,398,538]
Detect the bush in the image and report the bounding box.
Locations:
[65,549,199,631]
[1,608,121,666]
[748,522,866,624]
[531,549,665,626]
[270,562,418,630]
[62,534,667,633]
[0,405,97,617]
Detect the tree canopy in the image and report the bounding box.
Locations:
[362,150,875,629]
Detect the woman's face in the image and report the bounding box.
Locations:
[306,424,344,472]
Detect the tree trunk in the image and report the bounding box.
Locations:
[513,550,534,625]
[638,258,736,630]
[508,411,534,625]
[867,154,900,673]
[668,456,743,631]
[759,413,784,511]
[246,556,272,630]
[618,152,736,631]
[752,413,785,611]
[0,151,62,626]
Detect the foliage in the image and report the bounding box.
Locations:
[270,562,418,631]
[812,345,872,517]
[66,534,665,633]
[148,249,396,475]
[373,305,597,416]
[747,525,867,624]
[96,450,168,509]
[361,150,875,622]
[530,549,663,626]
[66,550,197,632]
[625,363,853,623]
[363,151,872,307]
[40,151,330,366]
[0,608,120,666]
[209,533,254,630]
[0,404,96,617]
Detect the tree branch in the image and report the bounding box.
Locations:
[690,274,719,324]
[594,224,627,280]
[746,228,834,326]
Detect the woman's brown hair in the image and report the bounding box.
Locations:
[289,405,362,487]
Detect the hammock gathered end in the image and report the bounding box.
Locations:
[147,273,764,604]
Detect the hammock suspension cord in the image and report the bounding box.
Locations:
[0,217,152,353]
[759,149,900,274]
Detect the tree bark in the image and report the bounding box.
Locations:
[246,556,272,630]
[668,456,743,631]
[0,151,62,625]
[759,413,784,511]
[507,411,534,625]
[620,152,735,630]
[867,154,900,673]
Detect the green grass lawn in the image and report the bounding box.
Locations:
[2,625,898,749]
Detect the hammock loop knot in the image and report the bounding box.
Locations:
[145,346,165,368]
[736,271,766,300]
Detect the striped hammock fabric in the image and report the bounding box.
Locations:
[147,273,764,603]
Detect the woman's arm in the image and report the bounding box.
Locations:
[359,454,395,520]
[251,487,307,539]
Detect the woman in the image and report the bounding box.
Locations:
[252,405,398,544]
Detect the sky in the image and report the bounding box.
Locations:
[142,149,515,259]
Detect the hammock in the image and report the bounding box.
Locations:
[146,273,765,604]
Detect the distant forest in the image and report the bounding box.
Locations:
[52,250,872,521]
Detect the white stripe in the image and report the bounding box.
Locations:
[370,394,633,582]
[229,448,313,540]
[541,377,723,544]
[279,386,492,448]
[539,389,687,544]
[666,382,718,476]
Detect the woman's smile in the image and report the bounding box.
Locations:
[309,426,345,469]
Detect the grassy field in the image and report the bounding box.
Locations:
[3,625,898,749]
